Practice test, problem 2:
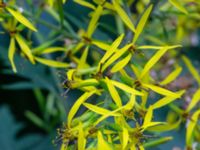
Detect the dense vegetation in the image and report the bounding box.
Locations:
[0,0,200,150]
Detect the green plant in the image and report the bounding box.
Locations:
[0,0,200,150]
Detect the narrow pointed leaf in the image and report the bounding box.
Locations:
[133,5,153,43]
[169,0,188,14]
[160,66,182,85]
[122,127,129,149]
[111,80,143,96]
[98,131,112,150]
[87,5,103,38]
[74,0,96,10]
[102,43,132,71]
[8,38,17,72]
[152,90,185,109]
[105,77,122,107]
[6,8,37,31]
[186,88,200,112]
[186,110,200,145]
[15,34,35,64]
[34,57,69,68]
[111,53,132,73]
[83,102,120,116]
[113,0,135,32]
[68,91,95,127]
[142,83,181,98]
[182,55,200,86]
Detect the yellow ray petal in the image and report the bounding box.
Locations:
[186,88,200,112]
[8,37,17,73]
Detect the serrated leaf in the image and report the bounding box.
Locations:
[111,53,132,73]
[169,0,188,14]
[34,57,69,68]
[105,77,122,107]
[15,34,35,64]
[112,0,135,32]
[8,37,17,73]
[186,88,200,112]
[68,91,95,127]
[133,5,153,43]
[6,8,37,31]
[152,90,185,109]
[160,66,182,85]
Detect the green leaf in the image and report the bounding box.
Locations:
[160,66,182,85]
[83,102,120,116]
[8,37,17,73]
[169,0,188,14]
[34,57,69,68]
[15,34,35,64]
[112,0,136,33]
[67,91,95,127]
[133,5,153,43]
[97,131,112,150]
[6,8,37,31]
[152,90,185,109]
[186,88,200,112]
[110,53,132,73]
[105,77,122,107]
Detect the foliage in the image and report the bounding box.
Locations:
[0,0,200,150]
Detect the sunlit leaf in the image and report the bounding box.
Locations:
[105,77,122,107]
[6,7,37,31]
[110,53,132,73]
[133,5,153,43]
[68,91,96,127]
[186,110,200,146]
[169,0,188,14]
[140,45,181,79]
[99,34,124,66]
[111,80,143,96]
[86,5,103,38]
[186,88,200,112]
[97,131,112,150]
[78,122,86,150]
[15,34,35,64]
[182,55,200,86]
[74,0,96,10]
[102,43,132,71]
[160,66,182,85]
[34,57,69,68]
[122,127,129,149]
[142,83,182,98]
[152,90,185,109]
[113,0,136,32]
[8,37,17,73]
[83,102,120,116]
